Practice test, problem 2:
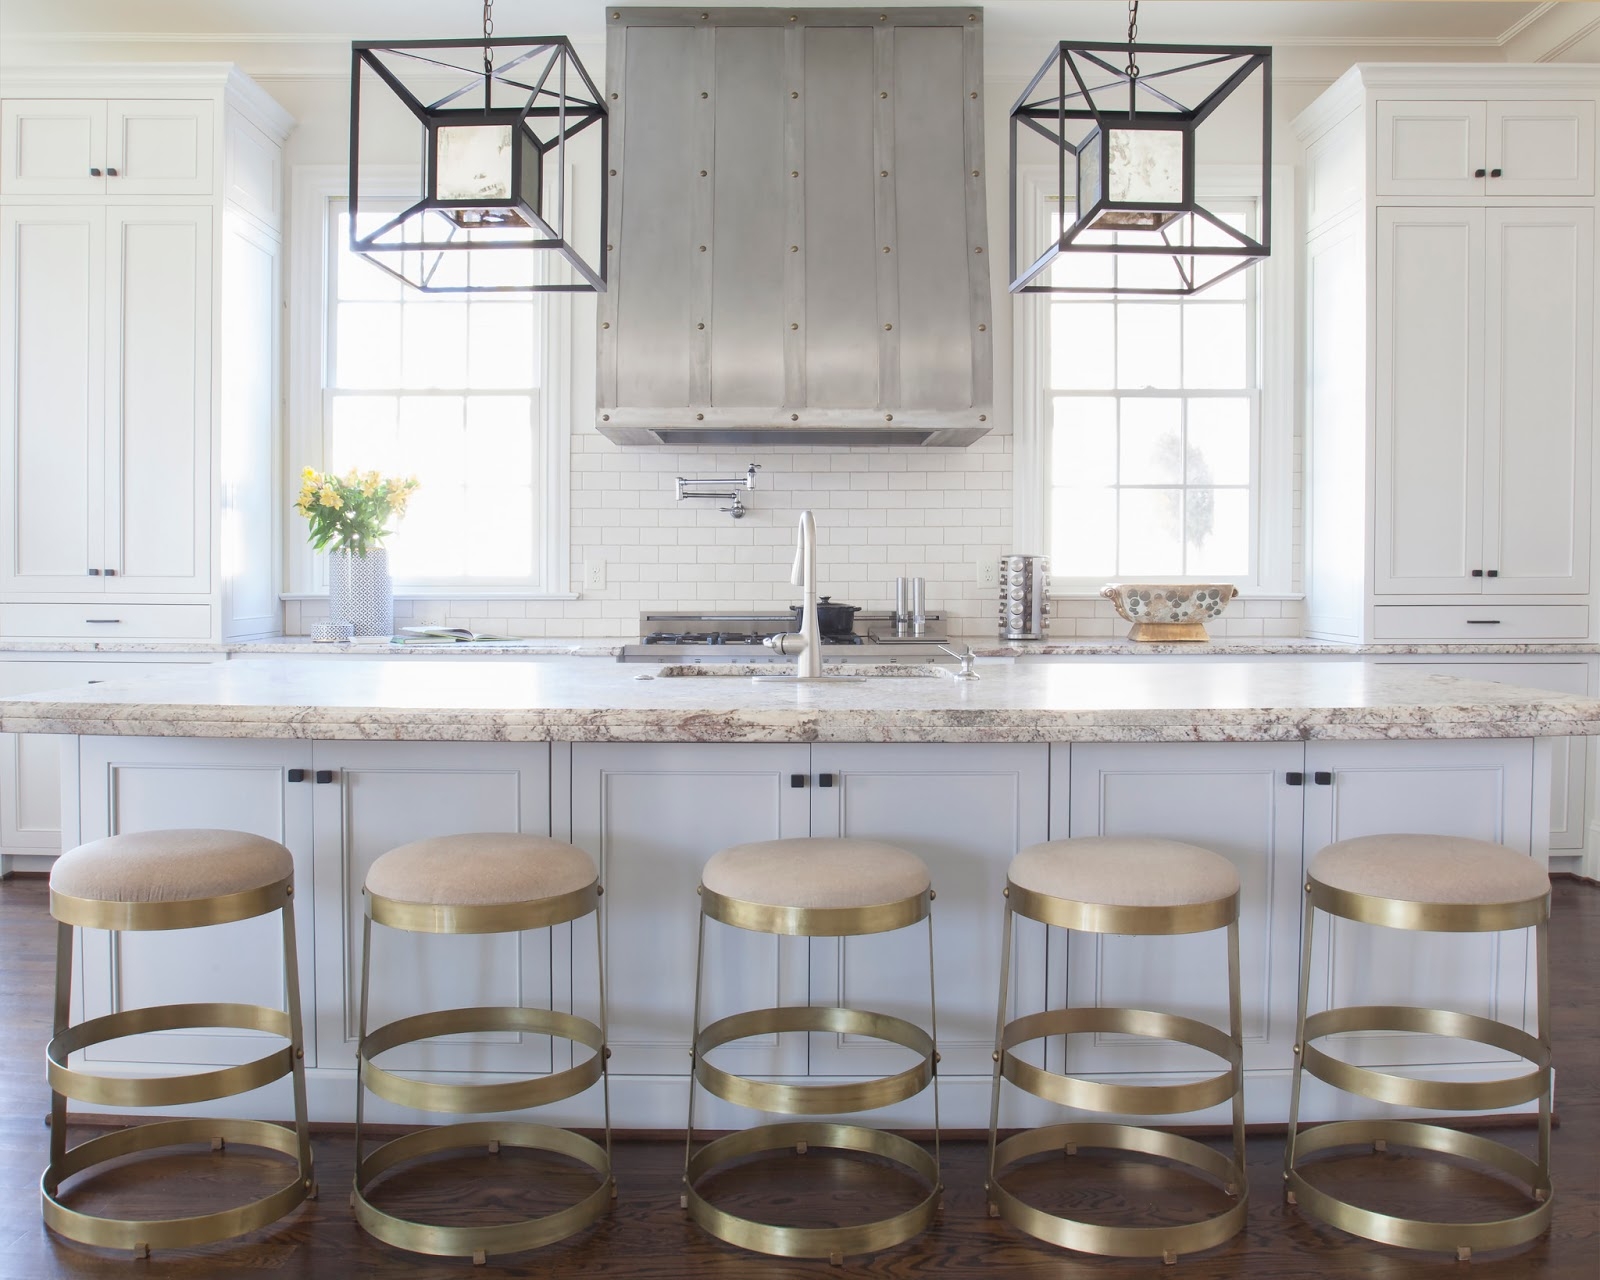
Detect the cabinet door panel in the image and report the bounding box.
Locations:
[1486,100,1595,197]
[808,743,1049,1079]
[104,208,211,593]
[310,743,553,1078]
[1303,739,1535,1069]
[75,737,314,1067]
[1375,101,1484,197]
[1483,207,1592,594]
[570,743,811,1078]
[1062,742,1306,1078]
[0,100,106,195]
[106,100,213,195]
[1374,208,1484,594]
[0,207,104,592]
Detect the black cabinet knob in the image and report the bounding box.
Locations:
[89,167,102,176]
[103,568,116,576]
[287,769,307,782]
[1471,569,1484,577]
[817,773,835,788]
[106,167,118,177]
[1285,772,1304,786]
[1485,569,1498,578]
[87,568,100,576]
[1490,168,1502,177]
[1313,771,1333,786]
[1474,168,1486,177]
[789,773,806,788]
[314,770,335,784]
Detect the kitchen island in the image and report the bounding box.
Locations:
[3,658,1595,1131]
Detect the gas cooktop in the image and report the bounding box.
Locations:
[620,611,951,662]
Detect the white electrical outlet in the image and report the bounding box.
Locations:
[583,560,607,590]
[977,558,999,589]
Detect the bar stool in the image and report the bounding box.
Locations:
[986,837,1248,1263]
[43,829,314,1258]
[683,837,941,1264]
[1285,834,1553,1258]
[352,833,612,1266]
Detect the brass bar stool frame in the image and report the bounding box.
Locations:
[1284,874,1554,1258]
[986,882,1248,1263]
[352,879,613,1265]
[682,883,942,1263]
[43,875,315,1258]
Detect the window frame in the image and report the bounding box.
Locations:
[1013,163,1296,596]
[286,165,574,598]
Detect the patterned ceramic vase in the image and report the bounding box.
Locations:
[328,548,394,637]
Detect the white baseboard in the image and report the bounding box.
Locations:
[0,851,56,876]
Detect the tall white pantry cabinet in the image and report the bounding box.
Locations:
[0,66,292,642]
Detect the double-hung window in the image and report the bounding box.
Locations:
[1021,176,1290,593]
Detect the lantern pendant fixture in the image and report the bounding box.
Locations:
[1009,0,1270,297]
[349,0,608,294]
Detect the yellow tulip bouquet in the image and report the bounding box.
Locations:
[294,467,420,558]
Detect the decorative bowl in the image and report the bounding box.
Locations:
[1099,583,1236,642]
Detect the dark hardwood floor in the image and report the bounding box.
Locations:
[1,874,1596,1279]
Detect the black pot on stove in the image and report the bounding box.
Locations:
[790,597,862,638]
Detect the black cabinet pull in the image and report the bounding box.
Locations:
[84,618,121,624]
[1313,771,1333,786]
[89,167,102,176]
[817,773,835,788]
[789,773,806,788]
[1474,168,1486,177]
[104,568,116,576]
[1285,772,1304,786]
[1466,619,1501,625]
[1471,568,1483,577]
[106,167,119,176]
[1490,168,1502,177]
[314,770,335,784]
[1485,569,1498,578]
[87,568,101,576]
[287,769,307,782]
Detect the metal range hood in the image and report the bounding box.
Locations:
[597,7,993,447]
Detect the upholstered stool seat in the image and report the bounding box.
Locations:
[987,837,1247,1264]
[1286,834,1554,1259]
[684,837,940,1264]
[43,829,313,1258]
[353,833,612,1265]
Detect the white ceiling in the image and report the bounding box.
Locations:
[0,1,1573,47]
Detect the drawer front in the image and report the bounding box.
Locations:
[0,603,212,640]
[1371,604,1589,641]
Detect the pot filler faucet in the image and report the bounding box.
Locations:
[759,510,860,683]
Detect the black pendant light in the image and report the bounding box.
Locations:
[349,0,607,293]
[1009,1,1270,297]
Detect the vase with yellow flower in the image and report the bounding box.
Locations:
[294,467,420,637]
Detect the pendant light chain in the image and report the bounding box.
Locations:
[483,0,495,74]
[1125,0,1140,80]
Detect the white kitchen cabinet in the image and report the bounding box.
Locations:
[1374,98,1594,198]
[807,743,1049,1080]
[1059,742,1308,1080]
[1,98,213,196]
[1297,66,1600,643]
[309,742,556,1083]
[569,742,813,1083]
[0,69,291,641]
[0,653,222,869]
[1373,206,1592,597]
[1302,738,1537,1074]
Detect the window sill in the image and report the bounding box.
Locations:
[280,591,581,603]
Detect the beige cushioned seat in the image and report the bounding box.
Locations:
[702,838,930,911]
[366,833,597,907]
[1008,837,1239,908]
[1311,834,1548,906]
[50,829,294,904]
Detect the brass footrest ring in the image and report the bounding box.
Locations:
[1002,1007,1240,1116]
[361,1007,604,1113]
[695,1006,933,1116]
[353,1120,612,1260]
[685,1121,940,1260]
[48,1002,294,1109]
[991,1122,1248,1259]
[41,1117,311,1253]
[1287,1118,1553,1254]
[1302,1006,1549,1111]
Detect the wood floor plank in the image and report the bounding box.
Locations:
[1,875,1595,1278]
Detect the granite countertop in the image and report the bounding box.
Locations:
[2,636,1597,659]
[3,657,1597,744]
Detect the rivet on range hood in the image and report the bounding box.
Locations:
[597,7,993,448]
